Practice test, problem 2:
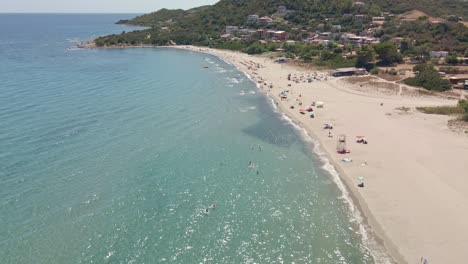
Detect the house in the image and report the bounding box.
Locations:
[341,33,360,43]
[372,17,385,24]
[266,30,276,38]
[355,14,367,19]
[220,34,233,40]
[273,31,289,40]
[456,57,468,64]
[390,37,404,44]
[448,76,468,84]
[259,16,273,25]
[278,6,287,14]
[355,1,365,5]
[319,32,333,39]
[247,15,259,23]
[363,37,380,44]
[225,26,239,34]
[332,25,342,30]
[238,29,256,35]
[430,51,449,58]
[256,29,268,38]
[332,67,367,77]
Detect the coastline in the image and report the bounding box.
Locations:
[78,42,468,263]
[181,46,401,263]
[169,46,468,264]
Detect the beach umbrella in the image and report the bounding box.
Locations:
[358,176,365,181]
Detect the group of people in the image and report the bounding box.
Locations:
[203,203,217,216]
[287,72,328,83]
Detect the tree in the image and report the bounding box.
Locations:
[446,54,459,65]
[404,63,452,91]
[374,42,402,65]
[356,45,375,69]
[400,38,412,55]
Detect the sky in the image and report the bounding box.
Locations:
[1,0,219,13]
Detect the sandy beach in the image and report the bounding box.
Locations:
[175,46,468,264]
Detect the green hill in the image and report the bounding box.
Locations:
[118,0,467,28]
[94,0,467,58]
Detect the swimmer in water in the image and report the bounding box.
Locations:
[210,204,217,209]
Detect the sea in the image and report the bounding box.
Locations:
[0,14,380,263]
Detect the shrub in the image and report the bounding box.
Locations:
[370,67,379,75]
[417,106,464,115]
[417,100,468,116]
[404,63,452,91]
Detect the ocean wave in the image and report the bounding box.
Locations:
[238,106,256,112]
[227,77,240,84]
[66,37,81,43]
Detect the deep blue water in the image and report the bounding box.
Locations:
[0,14,375,263]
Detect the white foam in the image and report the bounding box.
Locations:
[267,96,279,111]
[200,50,393,263]
[66,37,80,43]
[227,77,240,84]
[262,105,391,263]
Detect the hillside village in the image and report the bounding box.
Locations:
[93,1,468,91]
[215,5,468,90]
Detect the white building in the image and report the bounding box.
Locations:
[259,16,273,25]
[225,26,239,34]
[430,51,449,58]
[332,25,342,30]
[278,6,287,14]
[247,15,259,23]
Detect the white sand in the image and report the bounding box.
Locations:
[175,46,468,264]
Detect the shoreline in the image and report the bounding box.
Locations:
[169,46,468,264]
[177,45,402,263]
[78,43,468,263]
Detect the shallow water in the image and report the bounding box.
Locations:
[0,14,374,263]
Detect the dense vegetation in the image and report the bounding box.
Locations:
[93,0,467,90]
[417,100,468,122]
[404,64,452,91]
[377,18,468,55]
[96,0,467,48]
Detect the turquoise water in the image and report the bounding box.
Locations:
[0,14,375,263]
